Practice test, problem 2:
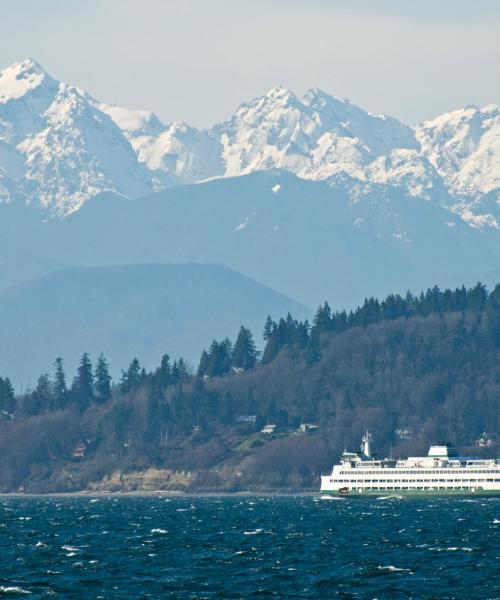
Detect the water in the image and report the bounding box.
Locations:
[0,495,498,599]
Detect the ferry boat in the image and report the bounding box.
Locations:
[321,432,500,497]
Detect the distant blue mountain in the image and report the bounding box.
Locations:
[0,263,310,386]
[4,170,499,308]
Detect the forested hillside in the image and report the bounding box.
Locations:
[0,282,498,493]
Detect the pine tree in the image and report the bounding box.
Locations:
[197,350,210,377]
[468,282,487,312]
[311,302,332,339]
[0,377,16,414]
[25,374,52,415]
[486,284,500,346]
[53,357,68,410]
[73,353,94,412]
[157,354,171,389]
[263,316,274,341]
[120,358,142,394]
[177,359,189,381]
[233,326,258,370]
[95,354,112,403]
[205,339,232,376]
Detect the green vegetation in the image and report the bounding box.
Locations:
[0,282,498,492]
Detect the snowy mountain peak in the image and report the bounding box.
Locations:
[0,58,52,103]
[100,103,165,137]
[416,104,500,196]
[0,58,499,227]
[264,85,296,101]
[302,87,347,110]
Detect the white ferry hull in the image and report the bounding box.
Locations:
[320,483,500,498]
[321,434,500,497]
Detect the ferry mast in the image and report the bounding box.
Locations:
[361,431,372,459]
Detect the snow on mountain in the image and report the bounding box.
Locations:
[416,104,500,195]
[212,86,418,182]
[0,58,55,106]
[18,83,155,214]
[101,109,224,184]
[0,59,153,214]
[365,149,443,201]
[0,58,499,225]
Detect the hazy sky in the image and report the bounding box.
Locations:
[1,0,499,127]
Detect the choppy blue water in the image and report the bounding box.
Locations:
[0,495,498,599]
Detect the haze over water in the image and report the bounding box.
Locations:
[0,496,498,598]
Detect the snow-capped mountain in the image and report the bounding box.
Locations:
[0,58,499,225]
[416,104,500,196]
[98,104,224,185]
[0,59,155,214]
[211,85,418,182]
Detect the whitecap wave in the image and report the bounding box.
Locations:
[243,528,263,535]
[377,565,410,573]
[376,495,404,500]
[0,586,31,595]
[429,546,474,552]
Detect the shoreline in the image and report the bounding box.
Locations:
[0,490,319,498]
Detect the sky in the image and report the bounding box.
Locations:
[1,0,499,127]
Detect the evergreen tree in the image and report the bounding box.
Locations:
[263,316,274,341]
[171,358,189,385]
[53,357,68,410]
[232,326,258,371]
[486,284,500,346]
[197,350,210,377]
[146,379,163,444]
[261,328,280,364]
[146,379,171,447]
[120,358,142,394]
[157,354,172,389]
[95,354,112,403]
[468,282,488,312]
[0,377,16,414]
[311,302,332,339]
[205,339,233,376]
[24,374,52,415]
[73,353,94,411]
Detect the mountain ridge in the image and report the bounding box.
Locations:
[0,58,498,226]
[0,261,310,385]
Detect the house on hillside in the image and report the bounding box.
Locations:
[0,410,14,421]
[236,415,257,425]
[475,432,497,447]
[261,424,276,434]
[72,439,89,459]
[299,423,319,433]
[395,428,414,440]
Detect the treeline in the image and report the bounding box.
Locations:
[201,281,497,366]
[1,281,498,423]
[0,352,190,418]
[0,281,499,492]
